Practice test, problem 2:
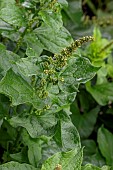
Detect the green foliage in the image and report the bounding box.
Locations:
[85,27,113,105]
[0,0,113,169]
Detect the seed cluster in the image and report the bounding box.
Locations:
[41,0,59,12]
[35,104,51,115]
[52,36,94,69]
[55,164,62,170]
[83,15,113,27]
[49,0,57,8]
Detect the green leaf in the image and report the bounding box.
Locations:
[0,94,10,119]
[82,140,105,167]
[50,92,77,109]
[24,32,44,57]
[9,112,56,138]
[0,126,13,149]
[57,56,98,106]
[41,148,83,170]
[0,161,38,170]
[39,10,63,30]
[71,104,100,138]
[0,0,27,27]
[97,126,113,166]
[64,0,82,25]
[86,82,113,106]
[60,56,98,85]
[0,69,35,106]
[54,112,80,151]
[16,57,39,77]
[0,43,20,75]
[0,19,14,31]
[58,0,68,8]
[10,148,28,163]
[1,29,20,43]
[82,164,110,170]
[0,68,49,109]
[34,25,73,54]
[62,0,83,37]
[34,10,73,54]
[21,129,42,167]
[93,27,102,41]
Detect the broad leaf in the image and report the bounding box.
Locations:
[57,56,98,106]
[0,0,27,27]
[0,94,10,119]
[9,112,56,138]
[0,69,35,106]
[62,0,83,37]
[59,56,98,85]
[82,140,105,167]
[0,69,47,109]
[97,126,113,166]
[58,0,68,8]
[24,32,44,57]
[10,148,28,163]
[41,148,83,170]
[0,19,14,31]
[34,10,73,54]
[0,43,20,75]
[71,104,100,139]
[86,82,113,105]
[0,123,16,149]
[0,161,37,170]
[16,57,39,77]
[54,111,80,151]
[21,129,42,167]
[64,0,82,25]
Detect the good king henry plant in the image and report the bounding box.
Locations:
[0,0,109,170]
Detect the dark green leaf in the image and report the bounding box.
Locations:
[82,140,105,167]
[64,0,82,25]
[71,103,99,138]
[21,129,42,167]
[97,126,113,166]
[86,82,113,105]
[0,94,10,119]
[10,148,28,163]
